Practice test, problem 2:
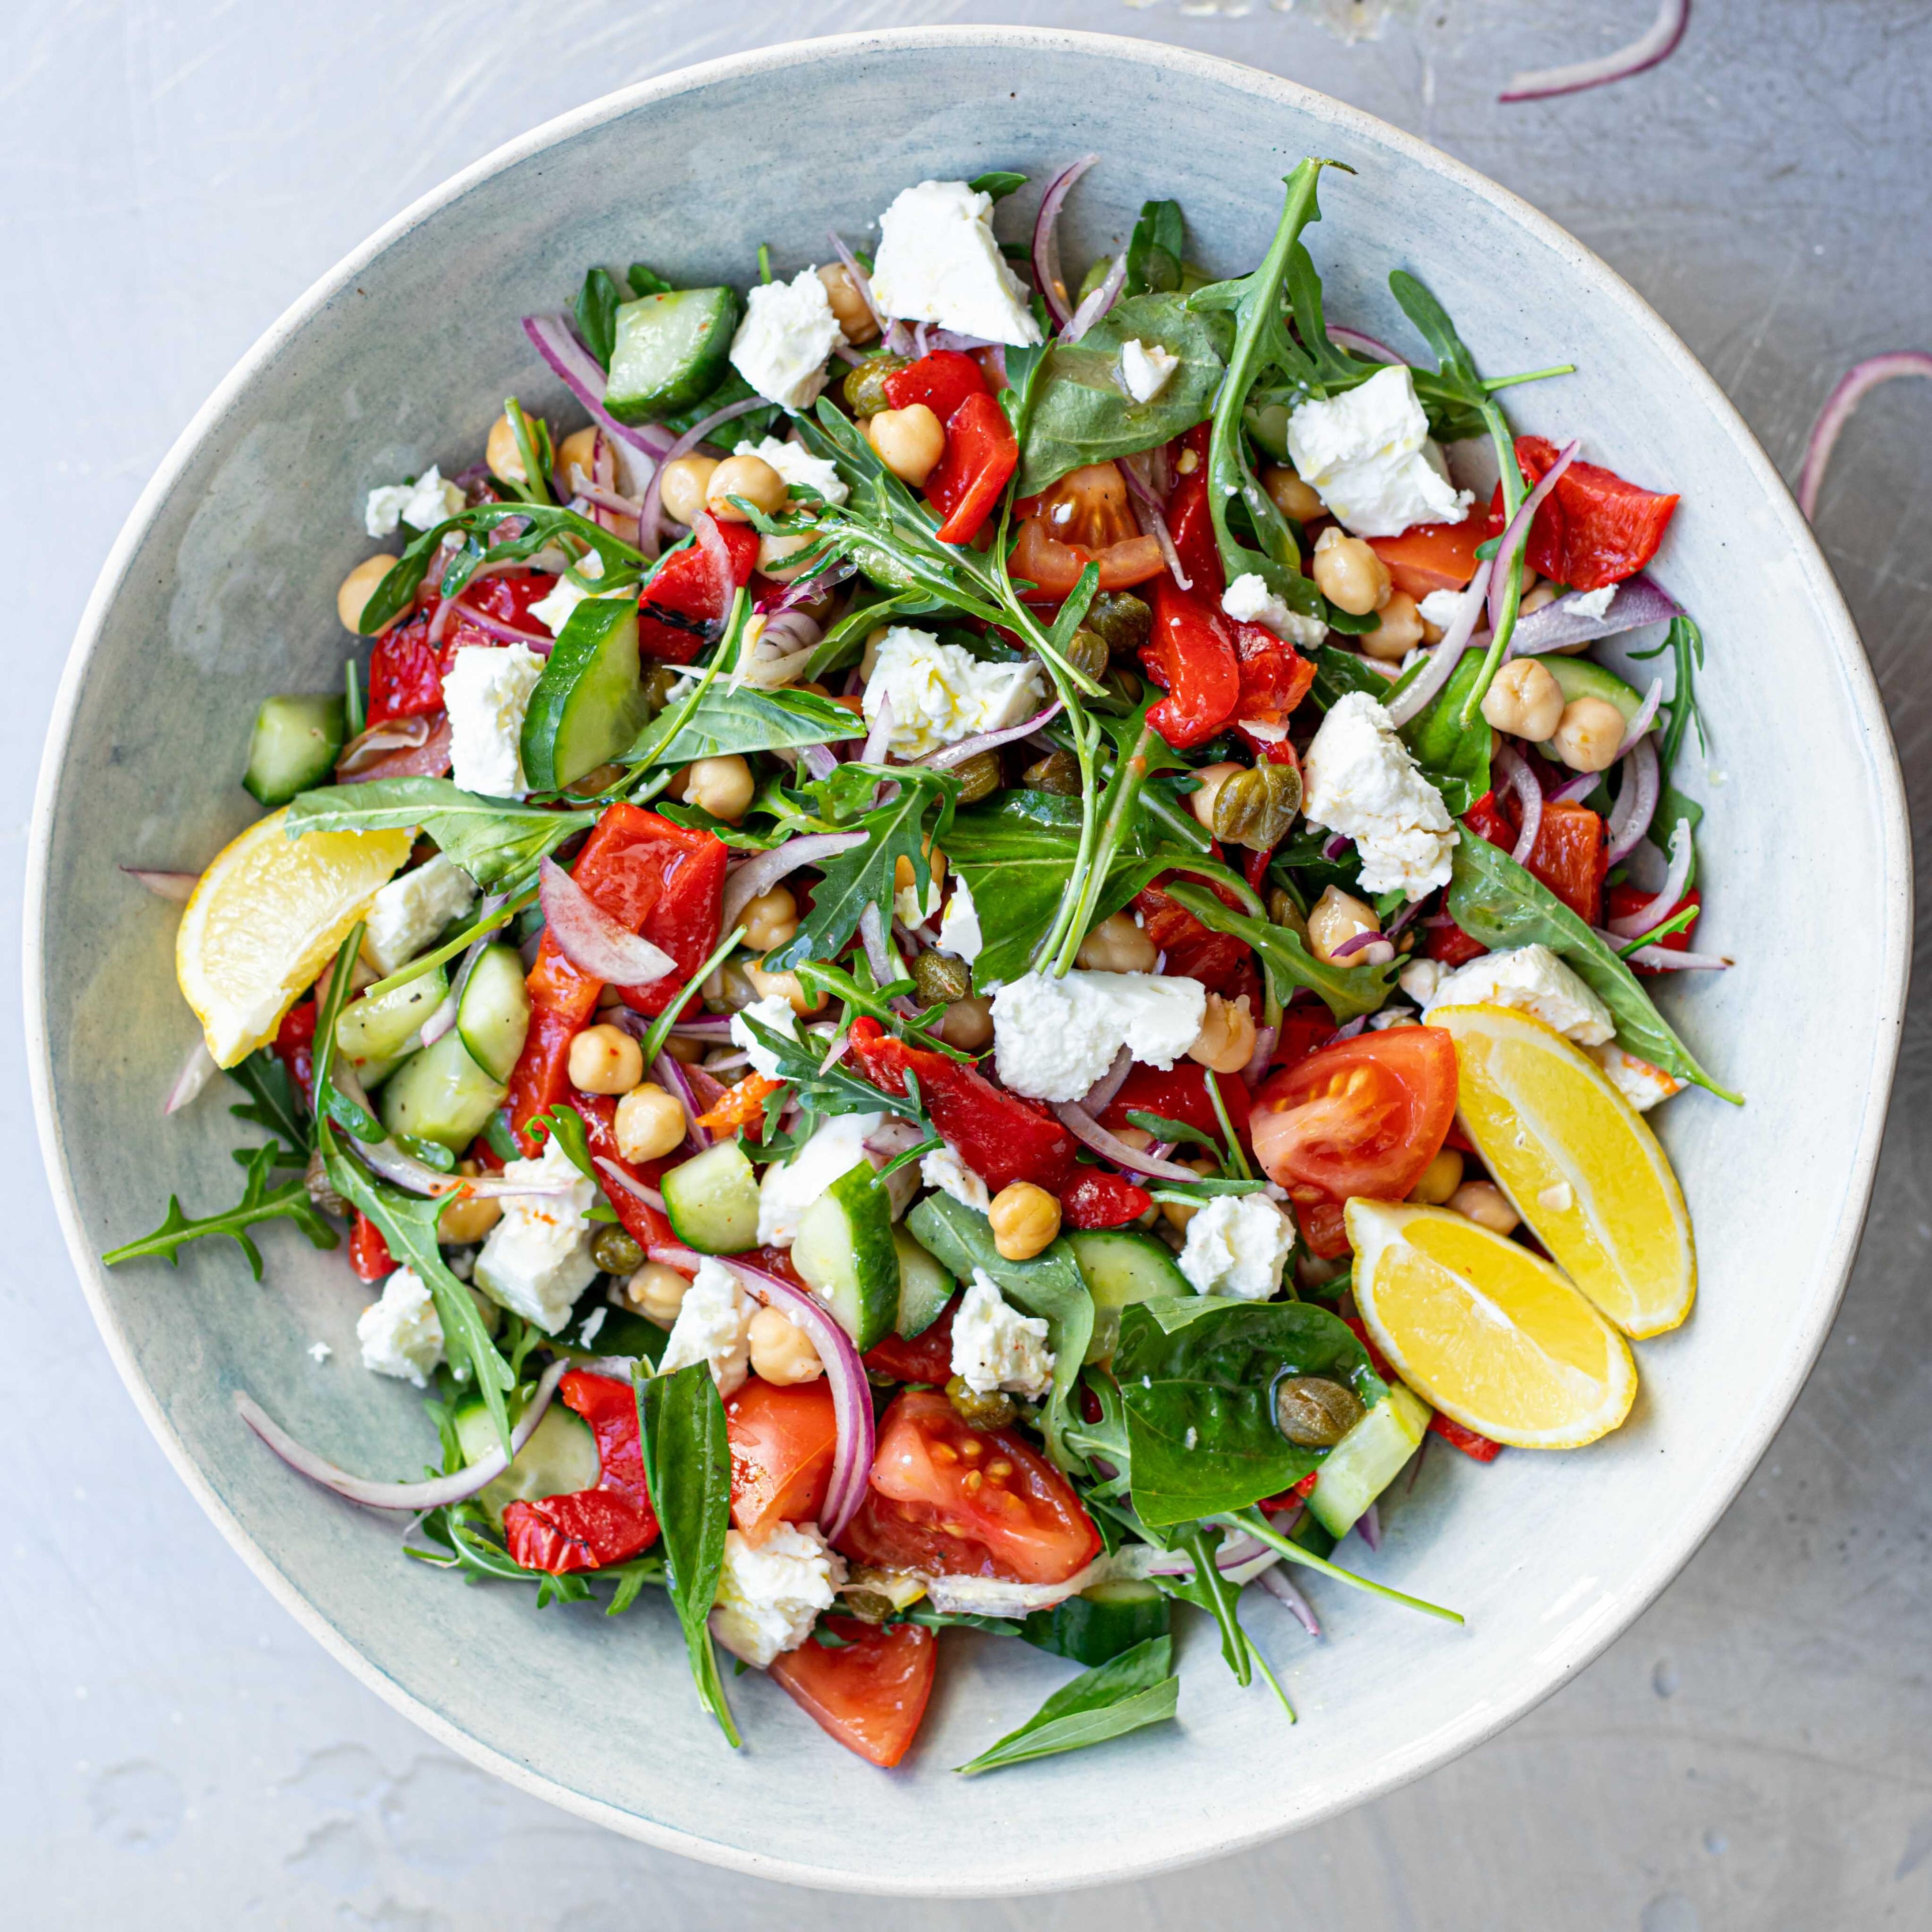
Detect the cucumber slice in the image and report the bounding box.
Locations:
[792,1161,900,1351]
[1069,1228,1191,1361]
[604,287,741,422]
[379,1029,507,1153]
[521,597,650,792]
[1308,1384,1432,1540]
[456,944,533,1082]
[1020,1577,1171,1666]
[454,1394,600,1528]
[1541,656,1643,721]
[243,694,346,807]
[893,1227,954,1338]
[336,965,449,1079]
[661,1140,761,1255]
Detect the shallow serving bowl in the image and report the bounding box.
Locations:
[28,26,1910,1895]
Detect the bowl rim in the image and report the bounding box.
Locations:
[26,23,1912,1895]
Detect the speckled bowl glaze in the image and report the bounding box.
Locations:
[28,27,1910,1895]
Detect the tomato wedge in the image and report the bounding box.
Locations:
[1010,461,1166,600]
[862,1298,957,1386]
[768,1616,936,1768]
[727,1377,837,1545]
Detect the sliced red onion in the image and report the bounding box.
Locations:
[926,1564,1108,1617]
[1322,832,1351,861]
[1616,679,1664,756]
[237,1358,570,1512]
[1507,573,1681,657]
[1120,455,1190,591]
[539,856,676,985]
[1355,1500,1382,1552]
[336,712,453,784]
[1798,351,1932,518]
[1329,327,1406,366]
[652,1053,714,1151]
[1488,443,1578,638]
[1063,252,1129,344]
[1031,154,1099,330]
[1333,1015,1369,1041]
[920,699,1064,769]
[333,1065,574,1200]
[448,601,554,649]
[826,231,889,340]
[1500,0,1690,103]
[638,402,773,546]
[594,1155,667,1213]
[859,695,899,770]
[649,1241,702,1274]
[571,477,642,518]
[667,1016,736,1039]
[1330,928,1396,965]
[1494,743,1544,866]
[124,866,199,904]
[416,985,459,1050]
[164,1038,217,1115]
[1242,1025,1276,1091]
[1133,1531,1269,1577]
[1051,1101,1208,1182]
[1386,557,1492,728]
[521,314,676,459]
[1605,737,1660,863]
[720,831,866,929]
[1260,1563,1322,1637]
[1620,944,1731,972]
[1546,768,1603,806]
[1080,1045,1134,1114]
[1607,816,1693,937]
[858,902,901,988]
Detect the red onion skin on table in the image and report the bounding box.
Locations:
[1051,1100,1208,1182]
[1355,1501,1382,1553]
[1493,742,1544,866]
[1499,0,1690,102]
[538,856,677,984]
[123,866,199,904]
[1799,352,1932,519]
[1031,154,1100,329]
[1488,442,1579,639]
[1605,735,1660,861]
[1506,573,1681,658]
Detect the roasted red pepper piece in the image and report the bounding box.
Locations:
[1132,873,1252,996]
[1294,1195,1351,1261]
[1059,1169,1154,1230]
[844,1017,1075,1193]
[1492,436,1680,592]
[881,348,989,423]
[348,1211,394,1283]
[573,1091,675,1250]
[1366,520,1484,601]
[1140,576,1240,749]
[1605,881,1701,973]
[1269,1000,1338,1069]
[1164,424,1224,602]
[501,1370,661,1574]
[635,519,759,665]
[1428,1412,1504,1462]
[1463,788,1607,926]
[925,391,1019,546]
[274,999,318,1106]
[862,1298,958,1386]
[1427,921,1488,969]
[1097,1059,1251,1145]
[1259,1470,1321,1511]
[1230,624,1316,731]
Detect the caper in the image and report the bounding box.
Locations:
[946,1375,1017,1430]
[842,352,909,419]
[912,949,973,1004]
[1085,590,1152,658]
[1275,1375,1367,1448]
[591,1225,646,1276]
[642,662,682,714]
[305,1146,347,1220]
[1023,748,1083,796]
[1063,627,1109,682]
[839,1585,899,1625]
[565,763,625,797]
[1268,887,1310,943]
[1211,760,1303,850]
[950,749,1003,806]
[1103,665,1143,706]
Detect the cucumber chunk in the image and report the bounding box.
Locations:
[1069,1228,1191,1361]
[1020,1577,1171,1666]
[1308,1383,1432,1540]
[379,1029,507,1153]
[456,944,533,1082]
[660,1140,761,1255]
[893,1227,955,1338]
[792,1161,900,1351]
[453,1395,600,1528]
[1540,655,1643,725]
[336,965,449,1083]
[243,694,345,807]
[520,597,649,793]
[604,287,741,421]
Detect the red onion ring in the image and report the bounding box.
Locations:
[520,314,676,459]
[164,1038,217,1115]
[1330,928,1397,966]
[1619,944,1731,972]
[539,856,677,985]
[1605,736,1660,862]
[859,694,896,767]
[333,1064,576,1200]
[1546,768,1603,806]
[858,903,900,988]
[237,1358,570,1512]
[1120,455,1190,591]
[1615,679,1664,756]
[720,832,866,929]
[1799,351,1932,519]
[1488,442,1578,638]
[124,866,199,904]
[1607,817,1693,937]
[444,599,553,649]
[1329,327,1406,366]
[1386,558,1492,728]
[1322,833,1351,861]
[1259,1562,1322,1636]
[1031,154,1099,330]
[1080,1045,1134,1114]
[1063,251,1129,343]
[1333,1015,1369,1041]
[1507,573,1681,657]
[1051,1100,1209,1181]
[1242,1024,1277,1092]
[1355,1500,1382,1552]
[638,401,772,546]
[336,713,452,784]
[594,1155,667,1213]
[652,1053,714,1151]
[1494,743,1544,866]
[1500,0,1690,103]
[826,231,888,340]
[919,698,1064,769]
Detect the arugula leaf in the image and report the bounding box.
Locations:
[627,261,674,298]
[1445,832,1738,1099]
[1227,1504,1463,1623]
[790,956,969,1061]
[624,681,866,765]
[635,1361,740,1745]
[1398,648,1492,816]
[1125,199,1187,298]
[226,1046,310,1152]
[738,1014,918,1122]
[954,1634,1178,1775]
[1162,880,1395,1021]
[969,170,1028,202]
[1114,1299,1385,1528]
[527,1102,595,1180]
[575,267,622,369]
[101,1144,338,1278]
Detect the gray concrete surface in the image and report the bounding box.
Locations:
[6,3,1927,1925]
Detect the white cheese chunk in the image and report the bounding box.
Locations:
[951,1270,1055,1399]
[443,642,545,799]
[709,1522,845,1668]
[920,1144,990,1214]
[1177,1194,1297,1302]
[361,854,477,976]
[1567,585,1617,618]
[733,435,849,509]
[1592,1040,1682,1111]
[1397,957,1444,1007]
[1119,337,1180,403]
[1417,586,1478,633]
[894,866,943,930]
[870,180,1042,348]
[729,267,843,412]
[1424,943,1616,1046]
[1301,690,1458,901]
[861,627,1043,760]
[307,1340,333,1364]
[990,969,1207,1103]
[357,1266,445,1387]
[1221,571,1329,650]
[935,876,984,964]
[756,1112,883,1248]
[731,993,801,1079]
[658,1254,756,1397]
[364,465,464,540]
[1284,366,1473,537]
[472,1140,598,1334]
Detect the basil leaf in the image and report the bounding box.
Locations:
[575,267,622,369]
[625,682,867,765]
[1398,648,1492,815]
[1160,879,1396,1022]
[969,170,1028,202]
[1125,198,1187,298]
[954,1634,1178,1775]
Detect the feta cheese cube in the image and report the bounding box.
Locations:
[733,435,849,508]
[1397,957,1444,1007]
[1567,585,1617,619]
[894,864,943,930]
[729,267,843,412]
[990,969,1207,1103]
[361,853,477,976]
[443,642,545,798]
[1301,690,1459,901]
[473,1140,598,1333]
[1592,1040,1682,1111]
[1417,587,1476,633]
[870,180,1043,348]
[528,577,591,636]
[935,876,984,964]
[1284,366,1472,537]
[1177,1194,1297,1302]
[1424,943,1616,1046]
[709,1522,844,1668]
[1221,571,1329,650]
[658,1254,756,1397]
[950,1270,1055,1398]
[861,627,1043,760]
[364,465,464,540]
[756,1112,883,1247]
[356,1267,445,1387]
[731,993,801,1080]
[1119,337,1180,403]
[920,1144,990,1213]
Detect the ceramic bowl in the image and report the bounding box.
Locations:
[28,26,1910,1895]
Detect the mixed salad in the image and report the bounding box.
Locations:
[110,157,1734,1773]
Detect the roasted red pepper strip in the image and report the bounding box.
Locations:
[1269,1000,1338,1069]
[1098,1059,1251,1144]
[273,999,318,1106]
[366,616,446,726]
[635,519,759,665]
[1059,1169,1154,1230]
[1132,873,1253,996]
[926,391,1018,546]
[573,1092,675,1250]
[1489,436,1680,592]
[1230,624,1316,730]
[693,1072,784,1133]
[1258,1470,1320,1511]
[1140,576,1240,750]
[1164,424,1224,602]
[1605,881,1701,973]
[348,1211,394,1283]
[502,1370,661,1574]
[881,348,989,423]
[844,1017,1076,1193]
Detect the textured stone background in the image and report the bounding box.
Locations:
[6,4,1927,1926]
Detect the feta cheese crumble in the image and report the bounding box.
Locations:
[731,992,801,1079]
[1424,943,1616,1047]
[709,1522,845,1668]
[1301,691,1459,901]
[307,1341,333,1364]
[1397,957,1444,1008]
[729,266,844,411]
[733,435,849,508]
[1119,337,1180,403]
[1178,1194,1298,1301]
[757,1112,882,1248]
[361,854,477,976]
[364,465,464,540]
[894,864,943,929]
[1591,1040,1682,1111]
[443,642,545,798]
[861,627,1043,760]
[935,876,984,964]
[920,1144,990,1214]
[1417,587,1476,633]
[1284,366,1472,537]
[473,1139,599,1334]
[357,1267,445,1387]
[951,1270,1055,1398]
[1567,585,1617,619]
[1222,571,1329,650]
[870,181,1043,348]
[990,969,1207,1103]
[658,1254,756,1397]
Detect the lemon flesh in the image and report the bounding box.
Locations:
[176,809,413,1067]
[1431,1003,1696,1339]
[1348,1198,1637,1450]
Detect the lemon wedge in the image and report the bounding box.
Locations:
[176,809,412,1067]
[1431,1002,1695,1338]
[1347,1198,1637,1449]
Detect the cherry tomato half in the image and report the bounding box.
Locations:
[726,1376,838,1546]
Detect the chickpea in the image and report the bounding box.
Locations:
[1551,695,1627,773]
[663,1031,706,1066]
[438,1162,502,1245]
[486,411,526,484]
[867,404,946,487]
[1360,590,1425,663]
[1188,761,1245,833]
[658,453,719,526]
[1480,659,1565,742]
[1450,1179,1520,1235]
[569,1022,645,1095]
[739,886,799,952]
[614,1082,687,1162]
[1410,1149,1465,1206]
[817,262,879,344]
[1162,1158,1218,1234]
[685,753,755,822]
[1306,884,1389,967]
[337,555,399,632]
[744,957,829,1017]
[1113,1125,1155,1154]
[758,526,820,582]
[556,425,601,483]
[1261,464,1325,523]
[989,1181,1062,1261]
[625,1261,691,1329]
[747,1305,824,1385]
[1310,526,1392,617]
[705,453,787,522]
[1189,994,1258,1075]
[1076,911,1159,974]
[1518,580,1559,616]
[938,995,993,1050]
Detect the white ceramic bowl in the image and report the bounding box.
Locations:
[28,27,1910,1895]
